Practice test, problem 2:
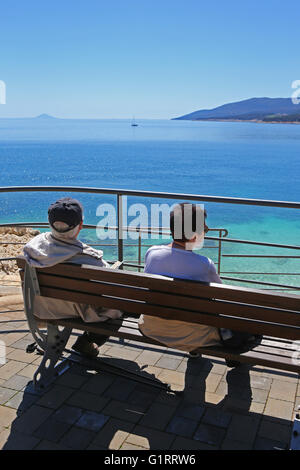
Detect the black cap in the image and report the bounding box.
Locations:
[48,197,83,232]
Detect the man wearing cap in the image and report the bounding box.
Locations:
[23,197,122,357]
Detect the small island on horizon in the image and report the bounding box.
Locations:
[35,113,57,119]
[173,97,300,124]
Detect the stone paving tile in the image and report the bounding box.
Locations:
[90,417,134,449]
[53,404,83,425]
[166,416,198,438]
[205,373,224,394]
[155,356,182,371]
[258,418,292,445]
[79,373,114,395]
[2,374,32,391]
[269,379,297,402]
[225,414,261,446]
[6,348,38,364]
[123,432,150,449]
[254,436,288,450]
[250,375,272,391]
[120,442,145,450]
[294,396,300,411]
[264,398,294,421]
[221,438,253,450]
[135,350,164,366]
[86,444,107,450]
[102,377,137,401]
[0,360,26,380]
[0,405,18,427]
[157,369,185,387]
[105,346,140,362]
[127,388,159,412]
[59,425,97,450]
[175,402,205,421]
[1,332,28,347]
[12,404,53,435]
[202,407,232,428]
[34,439,71,450]
[75,410,109,432]
[0,386,18,404]
[0,429,41,450]
[170,435,217,450]
[5,390,38,413]
[246,387,269,404]
[193,422,226,447]
[102,399,145,424]
[33,416,72,442]
[177,357,211,375]
[55,370,90,389]
[154,389,183,408]
[182,388,213,405]
[17,364,37,379]
[139,402,176,430]
[222,397,264,416]
[37,385,74,409]
[209,362,228,376]
[67,390,110,413]
[31,356,43,366]
[128,425,175,450]
[139,364,163,377]
[0,428,11,449]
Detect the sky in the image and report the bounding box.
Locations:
[0,0,300,119]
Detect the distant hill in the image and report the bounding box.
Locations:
[35,114,56,119]
[173,98,300,122]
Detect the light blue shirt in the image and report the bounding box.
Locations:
[144,244,222,284]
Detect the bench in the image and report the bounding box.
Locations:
[16,256,300,393]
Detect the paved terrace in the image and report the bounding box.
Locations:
[0,293,299,451]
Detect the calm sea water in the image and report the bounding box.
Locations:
[0,117,299,289]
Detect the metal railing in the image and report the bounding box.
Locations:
[0,185,300,292]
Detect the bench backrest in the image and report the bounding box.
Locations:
[17,257,300,341]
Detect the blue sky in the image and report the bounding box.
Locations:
[0,0,300,119]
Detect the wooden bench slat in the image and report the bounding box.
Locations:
[45,316,163,345]
[17,257,300,311]
[37,272,300,326]
[46,316,300,373]
[39,285,300,340]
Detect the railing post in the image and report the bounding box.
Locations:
[218,229,223,275]
[117,194,124,267]
[138,229,142,272]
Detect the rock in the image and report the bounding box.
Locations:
[0,227,40,279]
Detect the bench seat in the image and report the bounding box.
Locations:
[16,256,300,391]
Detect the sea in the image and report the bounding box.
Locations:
[0,117,299,290]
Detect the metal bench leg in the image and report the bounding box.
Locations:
[33,323,72,392]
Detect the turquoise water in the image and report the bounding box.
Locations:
[0,118,299,290]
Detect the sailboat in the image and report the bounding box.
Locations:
[131,116,138,127]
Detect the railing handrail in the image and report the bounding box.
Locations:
[1,186,300,291]
[1,222,299,252]
[0,185,300,209]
